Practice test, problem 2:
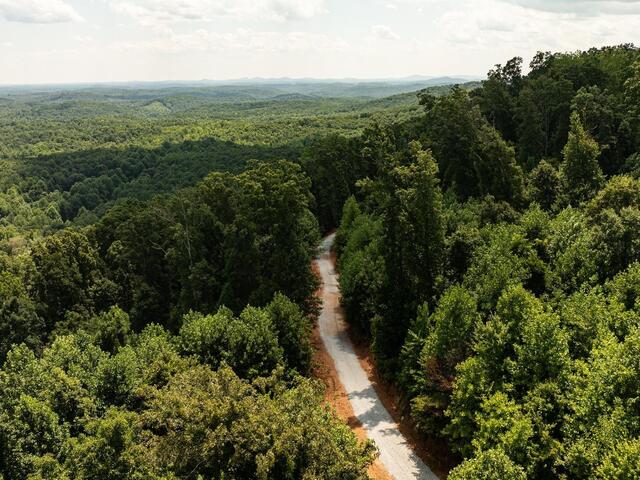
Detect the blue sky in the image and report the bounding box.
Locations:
[1,0,640,84]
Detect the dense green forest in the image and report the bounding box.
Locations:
[324,44,640,478]
[0,77,484,479]
[0,81,445,479]
[2,44,640,480]
[1,80,474,236]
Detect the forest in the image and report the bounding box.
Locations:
[1,44,640,479]
[0,80,451,235]
[325,44,640,479]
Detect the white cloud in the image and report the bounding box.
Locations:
[433,0,640,55]
[503,0,640,15]
[387,0,640,15]
[477,16,515,32]
[73,35,94,43]
[112,28,349,54]
[0,0,82,23]
[371,24,400,40]
[267,0,326,20]
[111,0,326,26]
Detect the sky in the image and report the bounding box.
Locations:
[1,0,640,85]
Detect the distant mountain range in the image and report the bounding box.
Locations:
[189,75,482,86]
[0,75,483,91]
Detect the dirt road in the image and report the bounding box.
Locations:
[316,234,439,480]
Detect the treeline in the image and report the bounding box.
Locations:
[0,160,380,479]
[309,45,640,478]
[0,81,461,235]
[0,70,443,480]
[0,85,426,229]
[3,43,640,480]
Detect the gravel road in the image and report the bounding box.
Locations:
[317,234,439,480]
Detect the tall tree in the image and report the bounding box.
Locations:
[30,230,114,331]
[516,77,574,167]
[476,57,523,142]
[423,87,524,202]
[561,112,604,204]
[300,135,365,232]
[372,141,445,369]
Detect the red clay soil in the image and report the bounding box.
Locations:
[312,254,456,479]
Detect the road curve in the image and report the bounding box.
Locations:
[316,234,439,480]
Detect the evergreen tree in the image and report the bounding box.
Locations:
[374,142,445,369]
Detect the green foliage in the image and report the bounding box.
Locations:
[571,85,624,175]
[265,293,313,375]
[55,306,131,353]
[516,76,574,167]
[596,439,640,480]
[87,160,320,330]
[143,365,376,480]
[0,394,69,479]
[607,262,640,313]
[337,212,384,336]
[422,87,524,202]
[475,46,640,172]
[463,225,534,310]
[624,60,640,120]
[583,176,640,279]
[3,44,640,480]
[443,357,490,456]
[448,449,526,480]
[561,333,640,478]
[421,286,479,374]
[512,305,569,388]
[30,230,107,327]
[179,306,283,380]
[334,195,361,256]
[621,153,640,178]
[0,87,368,479]
[0,82,431,229]
[527,160,562,210]
[0,187,62,241]
[545,207,598,291]
[559,288,636,357]
[0,322,374,479]
[476,57,522,142]
[301,135,366,232]
[442,287,569,475]
[561,112,604,205]
[472,392,535,470]
[325,46,640,479]
[405,286,479,435]
[63,409,157,480]
[366,141,446,369]
[587,175,640,216]
[0,253,44,362]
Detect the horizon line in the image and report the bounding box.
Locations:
[0,74,485,89]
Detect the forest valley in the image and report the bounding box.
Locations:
[1,44,640,479]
